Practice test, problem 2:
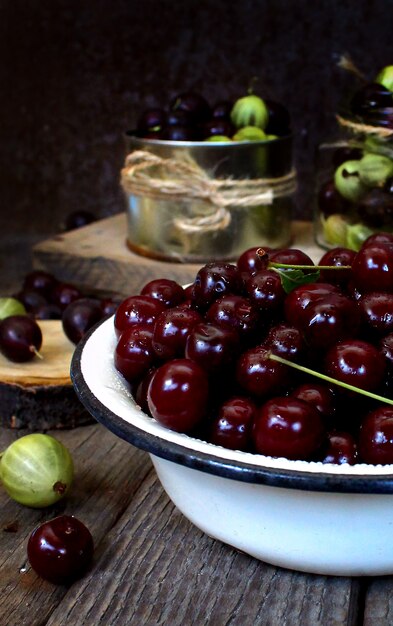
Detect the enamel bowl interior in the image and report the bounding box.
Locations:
[71,316,393,577]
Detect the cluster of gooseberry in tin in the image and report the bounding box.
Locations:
[113,233,393,466]
[133,89,291,143]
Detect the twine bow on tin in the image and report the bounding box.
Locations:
[121,150,297,234]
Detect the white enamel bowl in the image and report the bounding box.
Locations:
[71,316,393,577]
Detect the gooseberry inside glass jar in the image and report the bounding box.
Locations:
[314,131,393,251]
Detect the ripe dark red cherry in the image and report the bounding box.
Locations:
[205,295,260,341]
[137,107,167,132]
[269,248,314,268]
[263,323,304,362]
[358,408,393,464]
[185,322,240,373]
[114,295,166,337]
[135,367,157,414]
[62,298,104,345]
[34,303,62,320]
[100,298,120,317]
[324,339,386,393]
[27,515,94,585]
[163,125,200,141]
[115,325,156,382]
[319,431,358,465]
[23,270,58,298]
[363,232,393,248]
[358,292,393,336]
[264,99,291,136]
[252,397,324,460]
[380,333,393,367]
[147,359,209,433]
[51,283,83,311]
[236,346,288,398]
[236,246,270,275]
[208,396,256,451]
[301,293,360,350]
[192,262,244,311]
[152,306,202,360]
[284,282,340,328]
[15,289,48,313]
[169,91,211,123]
[140,279,185,308]
[0,315,42,362]
[201,118,235,139]
[291,383,337,422]
[318,247,356,288]
[211,100,233,120]
[317,180,350,218]
[352,243,393,293]
[350,82,393,118]
[245,269,286,317]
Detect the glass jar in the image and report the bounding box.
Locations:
[121,132,297,264]
[314,126,393,252]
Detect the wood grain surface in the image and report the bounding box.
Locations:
[32,214,324,299]
[0,424,364,626]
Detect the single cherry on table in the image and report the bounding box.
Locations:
[27,515,94,585]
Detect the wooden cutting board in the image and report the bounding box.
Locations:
[0,320,93,429]
[32,214,323,298]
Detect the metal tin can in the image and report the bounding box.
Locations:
[121,132,296,263]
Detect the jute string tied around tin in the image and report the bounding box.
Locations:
[335,55,393,140]
[121,150,297,234]
[336,115,393,139]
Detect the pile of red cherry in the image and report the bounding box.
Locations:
[113,234,393,466]
[0,272,119,363]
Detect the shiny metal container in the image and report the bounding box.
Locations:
[122,132,296,263]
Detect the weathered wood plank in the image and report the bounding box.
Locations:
[32,214,324,298]
[0,424,152,626]
[363,578,393,625]
[46,470,361,626]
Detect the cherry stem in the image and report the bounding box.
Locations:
[268,352,393,406]
[268,261,352,271]
[247,76,258,95]
[31,346,43,360]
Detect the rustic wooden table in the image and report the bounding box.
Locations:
[1,216,393,625]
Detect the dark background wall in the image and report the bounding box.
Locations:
[1,0,392,277]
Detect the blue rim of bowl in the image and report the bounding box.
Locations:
[71,320,393,495]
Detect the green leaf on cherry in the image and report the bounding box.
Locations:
[275,268,320,294]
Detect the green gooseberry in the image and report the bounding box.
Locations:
[0,434,74,508]
[322,214,348,247]
[359,153,393,187]
[0,297,26,320]
[375,65,393,92]
[363,137,393,160]
[230,94,269,130]
[232,126,267,142]
[204,135,232,143]
[334,160,368,203]
[346,223,375,251]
